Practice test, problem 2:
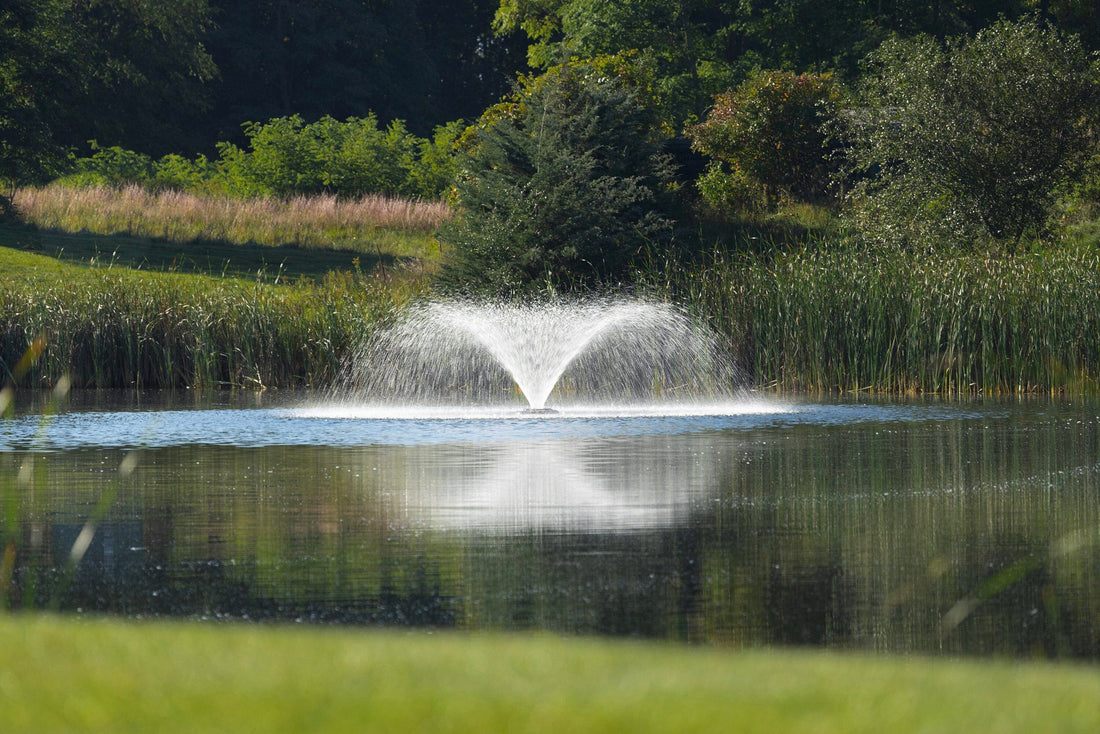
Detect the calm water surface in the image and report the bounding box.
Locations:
[2,391,1098,659]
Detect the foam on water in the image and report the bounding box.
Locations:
[295,399,784,421]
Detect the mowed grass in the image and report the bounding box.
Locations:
[0,222,384,281]
[1,615,1097,733]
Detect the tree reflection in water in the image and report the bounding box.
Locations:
[2,396,1099,659]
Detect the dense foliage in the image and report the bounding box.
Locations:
[840,18,1100,250]
[492,0,1100,129]
[7,0,1100,184]
[686,70,839,209]
[438,61,674,294]
[4,1,1100,316]
[0,0,215,183]
[67,117,461,200]
[0,0,524,183]
[202,0,527,144]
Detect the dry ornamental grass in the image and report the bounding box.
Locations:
[13,184,450,253]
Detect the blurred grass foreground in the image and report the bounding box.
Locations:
[1,615,1098,733]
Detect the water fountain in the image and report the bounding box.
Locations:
[336,297,744,414]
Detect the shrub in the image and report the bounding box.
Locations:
[437,60,675,295]
[61,115,461,201]
[841,17,1100,250]
[686,70,841,209]
[152,154,219,194]
[69,142,155,187]
[215,115,458,200]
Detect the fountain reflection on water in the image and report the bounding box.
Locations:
[391,434,731,532]
[4,355,1100,655]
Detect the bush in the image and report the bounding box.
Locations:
[214,114,422,198]
[69,142,155,187]
[841,17,1100,250]
[152,154,219,194]
[437,60,675,295]
[686,70,841,209]
[61,115,461,201]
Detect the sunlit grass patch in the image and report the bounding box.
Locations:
[12,184,448,259]
[0,616,1098,733]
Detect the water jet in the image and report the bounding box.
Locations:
[337,297,741,413]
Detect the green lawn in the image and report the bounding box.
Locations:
[0,222,403,281]
[1,615,1097,733]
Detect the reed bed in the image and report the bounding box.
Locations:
[0,256,417,390]
[13,184,450,256]
[643,244,1100,394]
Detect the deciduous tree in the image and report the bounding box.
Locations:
[841,17,1100,249]
[0,0,215,185]
[687,70,840,208]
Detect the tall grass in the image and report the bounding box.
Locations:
[13,184,450,257]
[0,250,418,389]
[642,243,1100,394]
[10,183,1100,394]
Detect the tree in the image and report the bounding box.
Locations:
[203,0,420,142]
[840,17,1100,249]
[493,0,1100,135]
[438,60,675,294]
[686,70,840,209]
[0,0,215,186]
[74,0,219,153]
[204,0,527,144]
[417,0,531,127]
[493,0,743,128]
[0,1,70,186]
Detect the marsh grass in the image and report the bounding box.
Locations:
[0,247,418,389]
[13,184,449,259]
[643,243,1100,394]
[8,182,1100,394]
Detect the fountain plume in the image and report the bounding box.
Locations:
[337,297,741,410]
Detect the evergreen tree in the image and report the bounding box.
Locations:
[438,61,674,295]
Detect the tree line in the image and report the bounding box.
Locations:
[0,0,525,182]
[3,1,1100,295]
[4,0,1098,182]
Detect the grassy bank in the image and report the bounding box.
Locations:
[5,184,1100,394]
[0,242,416,389]
[1,615,1098,733]
[8,236,1100,393]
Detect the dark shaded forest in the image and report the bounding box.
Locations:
[4,0,1099,173]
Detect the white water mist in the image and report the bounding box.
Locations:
[337,297,742,410]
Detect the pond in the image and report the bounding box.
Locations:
[2,391,1098,659]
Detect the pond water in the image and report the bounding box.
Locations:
[2,391,1098,659]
